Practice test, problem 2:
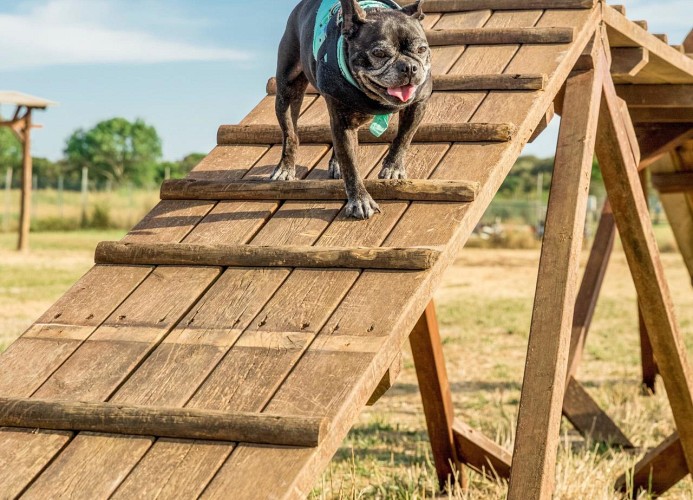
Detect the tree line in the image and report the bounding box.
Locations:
[0,117,204,190]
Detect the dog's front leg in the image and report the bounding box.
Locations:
[379,99,428,179]
[328,103,380,220]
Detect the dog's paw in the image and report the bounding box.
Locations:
[378,163,407,180]
[328,157,342,179]
[270,163,296,181]
[345,192,381,220]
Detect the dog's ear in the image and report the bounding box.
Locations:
[340,0,368,37]
[401,0,425,21]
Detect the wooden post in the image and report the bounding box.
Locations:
[596,69,693,475]
[638,169,658,393]
[81,166,89,226]
[508,65,603,500]
[409,301,464,490]
[17,109,32,252]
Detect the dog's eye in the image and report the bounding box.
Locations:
[417,46,428,54]
[371,48,387,58]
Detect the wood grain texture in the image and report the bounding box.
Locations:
[453,420,512,481]
[409,302,463,488]
[509,66,603,500]
[217,123,516,145]
[403,0,596,11]
[161,178,479,202]
[614,432,688,497]
[426,27,575,46]
[0,398,327,447]
[266,73,547,94]
[651,171,693,193]
[95,242,441,270]
[597,70,693,476]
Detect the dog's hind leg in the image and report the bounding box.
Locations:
[273,32,308,181]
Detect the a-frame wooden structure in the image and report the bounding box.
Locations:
[0,1,691,498]
[0,92,56,252]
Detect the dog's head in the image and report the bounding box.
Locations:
[340,0,431,106]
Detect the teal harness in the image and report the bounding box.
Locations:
[313,0,398,137]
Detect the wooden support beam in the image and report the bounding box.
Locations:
[563,378,633,447]
[401,0,596,11]
[633,20,648,31]
[509,66,603,500]
[610,5,626,15]
[636,124,693,165]
[18,109,32,252]
[217,123,516,146]
[628,108,693,123]
[597,70,693,478]
[266,74,547,95]
[367,353,403,406]
[161,179,479,203]
[0,398,327,447]
[453,420,512,481]
[425,27,575,46]
[95,242,441,270]
[654,34,669,44]
[616,85,693,108]
[611,47,649,77]
[615,433,688,497]
[410,301,464,489]
[529,103,555,143]
[651,172,693,193]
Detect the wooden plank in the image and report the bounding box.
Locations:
[217,123,516,145]
[615,433,688,497]
[99,143,432,497]
[453,420,512,481]
[508,66,603,500]
[628,107,693,123]
[201,6,600,498]
[611,47,649,77]
[367,352,402,406]
[409,301,463,488]
[402,0,596,10]
[0,398,327,447]
[596,70,693,476]
[161,178,480,202]
[639,307,658,392]
[562,378,633,447]
[425,27,575,46]
[266,73,547,94]
[616,84,693,108]
[529,103,555,143]
[651,172,693,193]
[95,242,441,270]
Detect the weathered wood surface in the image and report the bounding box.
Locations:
[425,27,575,46]
[611,47,649,78]
[217,123,516,145]
[266,73,547,94]
[651,172,693,193]
[508,64,603,500]
[0,398,327,447]
[95,241,441,270]
[0,4,611,499]
[161,178,479,202]
[596,71,693,476]
[453,420,512,481]
[615,432,689,497]
[402,0,595,11]
[410,302,463,488]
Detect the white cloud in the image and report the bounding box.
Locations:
[0,0,250,71]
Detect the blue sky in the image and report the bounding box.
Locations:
[0,0,690,162]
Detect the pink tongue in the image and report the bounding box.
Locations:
[387,84,417,102]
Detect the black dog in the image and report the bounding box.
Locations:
[274,0,432,219]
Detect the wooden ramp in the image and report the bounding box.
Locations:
[1,1,692,498]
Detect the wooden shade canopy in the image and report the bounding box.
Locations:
[0,91,56,252]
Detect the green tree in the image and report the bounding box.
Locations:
[64,118,162,187]
[0,128,22,181]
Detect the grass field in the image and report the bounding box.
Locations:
[0,230,692,498]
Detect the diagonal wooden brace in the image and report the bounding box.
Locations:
[596,67,693,492]
[508,63,605,500]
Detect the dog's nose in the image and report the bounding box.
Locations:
[398,61,416,76]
